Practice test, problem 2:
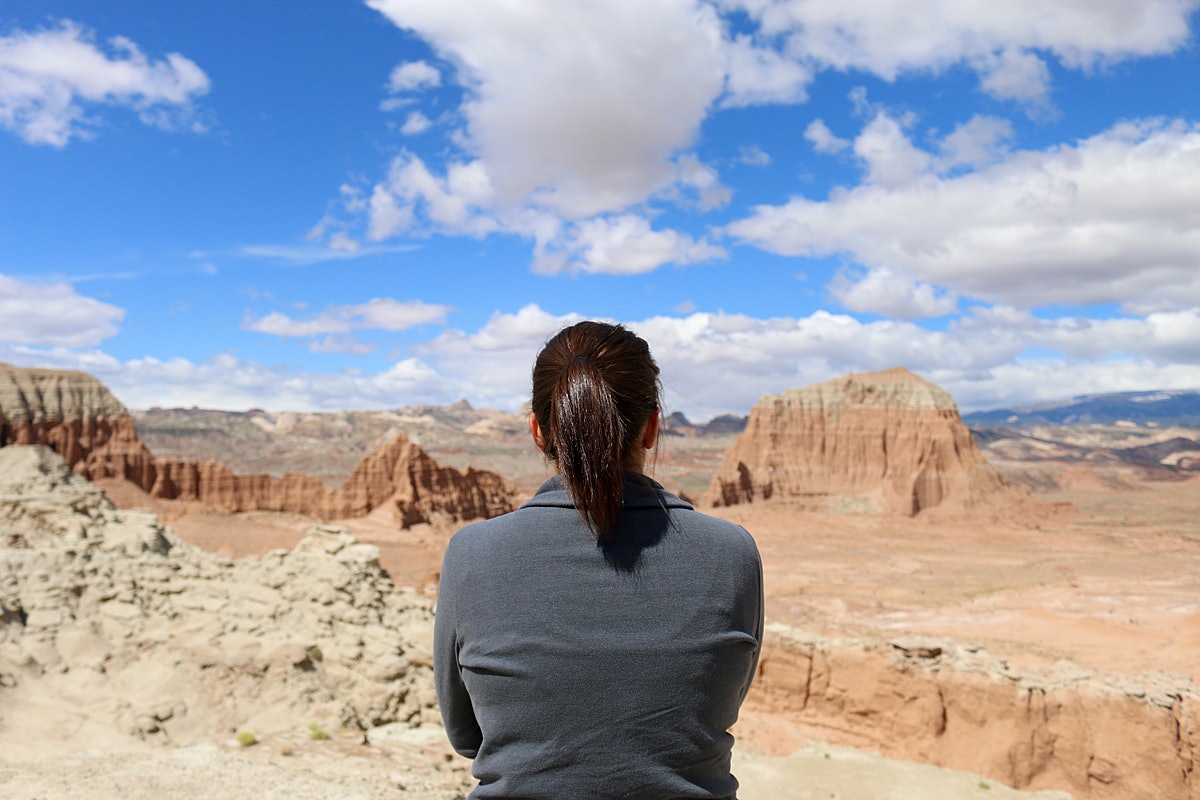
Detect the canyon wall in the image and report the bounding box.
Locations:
[705,367,1029,516]
[751,623,1199,800]
[1,362,514,527]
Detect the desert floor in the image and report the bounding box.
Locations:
[119,462,1199,799]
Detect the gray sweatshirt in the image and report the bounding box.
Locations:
[434,474,763,799]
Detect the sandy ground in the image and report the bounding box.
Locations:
[711,475,1200,681]
[0,738,1074,800]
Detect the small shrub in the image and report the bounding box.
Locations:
[978,781,991,790]
[308,722,330,741]
[236,731,257,747]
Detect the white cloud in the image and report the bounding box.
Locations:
[8,302,1199,418]
[245,298,452,338]
[728,118,1200,312]
[832,268,958,319]
[936,115,1013,170]
[0,20,209,146]
[674,153,732,210]
[365,153,499,240]
[533,215,727,276]
[239,242,418,265]
[400,110,432,135]
[804,118,849,154]
[32,350,450,412]
[737,145,772,166]
[387,60,441,93]
[722,33,811,107]
[333,0,1200,279]
[974,47,1052,104]
[0,274,124,347]
[734,0,1198,97]
[853,112,932,188]
[366,0,726,219]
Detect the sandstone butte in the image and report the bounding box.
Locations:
[705,366,1032,516]
[0,362,515,527]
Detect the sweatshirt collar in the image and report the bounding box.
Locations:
[520,472,693,511]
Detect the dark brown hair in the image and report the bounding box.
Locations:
[531,321,660,540]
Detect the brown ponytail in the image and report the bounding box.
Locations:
[531,321,660,540]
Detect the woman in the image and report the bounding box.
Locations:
[434,320,763,799]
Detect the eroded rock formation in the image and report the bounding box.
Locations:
[0,445,440,746]
[705,367,1027,516]
[0,362,515,527]
[750,622,1200,800]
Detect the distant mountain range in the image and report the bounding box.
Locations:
[964,389,1200,427]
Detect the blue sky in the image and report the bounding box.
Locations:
[2,0,1198,420]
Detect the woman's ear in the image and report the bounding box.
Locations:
[529,412,546,452]
[641,409,660,449]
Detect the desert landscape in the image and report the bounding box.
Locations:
[2,361,1198,799]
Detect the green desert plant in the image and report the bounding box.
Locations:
[236,730,257,747]
[308,722,330,740]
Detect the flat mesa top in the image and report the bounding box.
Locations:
[765,368,959,413]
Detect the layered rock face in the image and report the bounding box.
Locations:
[751,623,1200,800]
[0,445,440,747]
[706,367,1020,515]
[0,362,157,488]
[0,362,514,527]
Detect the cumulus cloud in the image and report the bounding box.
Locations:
[805,119,849,154]
[727,118,1200,312]
[722,33,811,107]
[832,268,958,318]
[245,298,451,338]
[936,115,1013,171]
[367,0,727,218]
[732,0,1198,100]
[364,153,498,241]
[332,0,1200,277]
[534,215,727,276]
[408,304,1200,419]
[42,350,450,412]
[400,110,432,135]
[0,274,124,347]
[387,60,441,93]
[852,112,932,188]
[0,20,209,146]
[8,302,1199,417]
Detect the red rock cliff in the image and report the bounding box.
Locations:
[704,367,1023,516]
[0,362,514,526]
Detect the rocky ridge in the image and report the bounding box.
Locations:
[1,362,515,528]
[705,367,1032,516]
[0,445,445,754]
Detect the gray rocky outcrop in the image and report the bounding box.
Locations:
[0,445,439,747]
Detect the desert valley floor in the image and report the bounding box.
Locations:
[3,363,1199,799]
[100,437,1199,799]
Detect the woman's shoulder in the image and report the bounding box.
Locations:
[667,505,759,556]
